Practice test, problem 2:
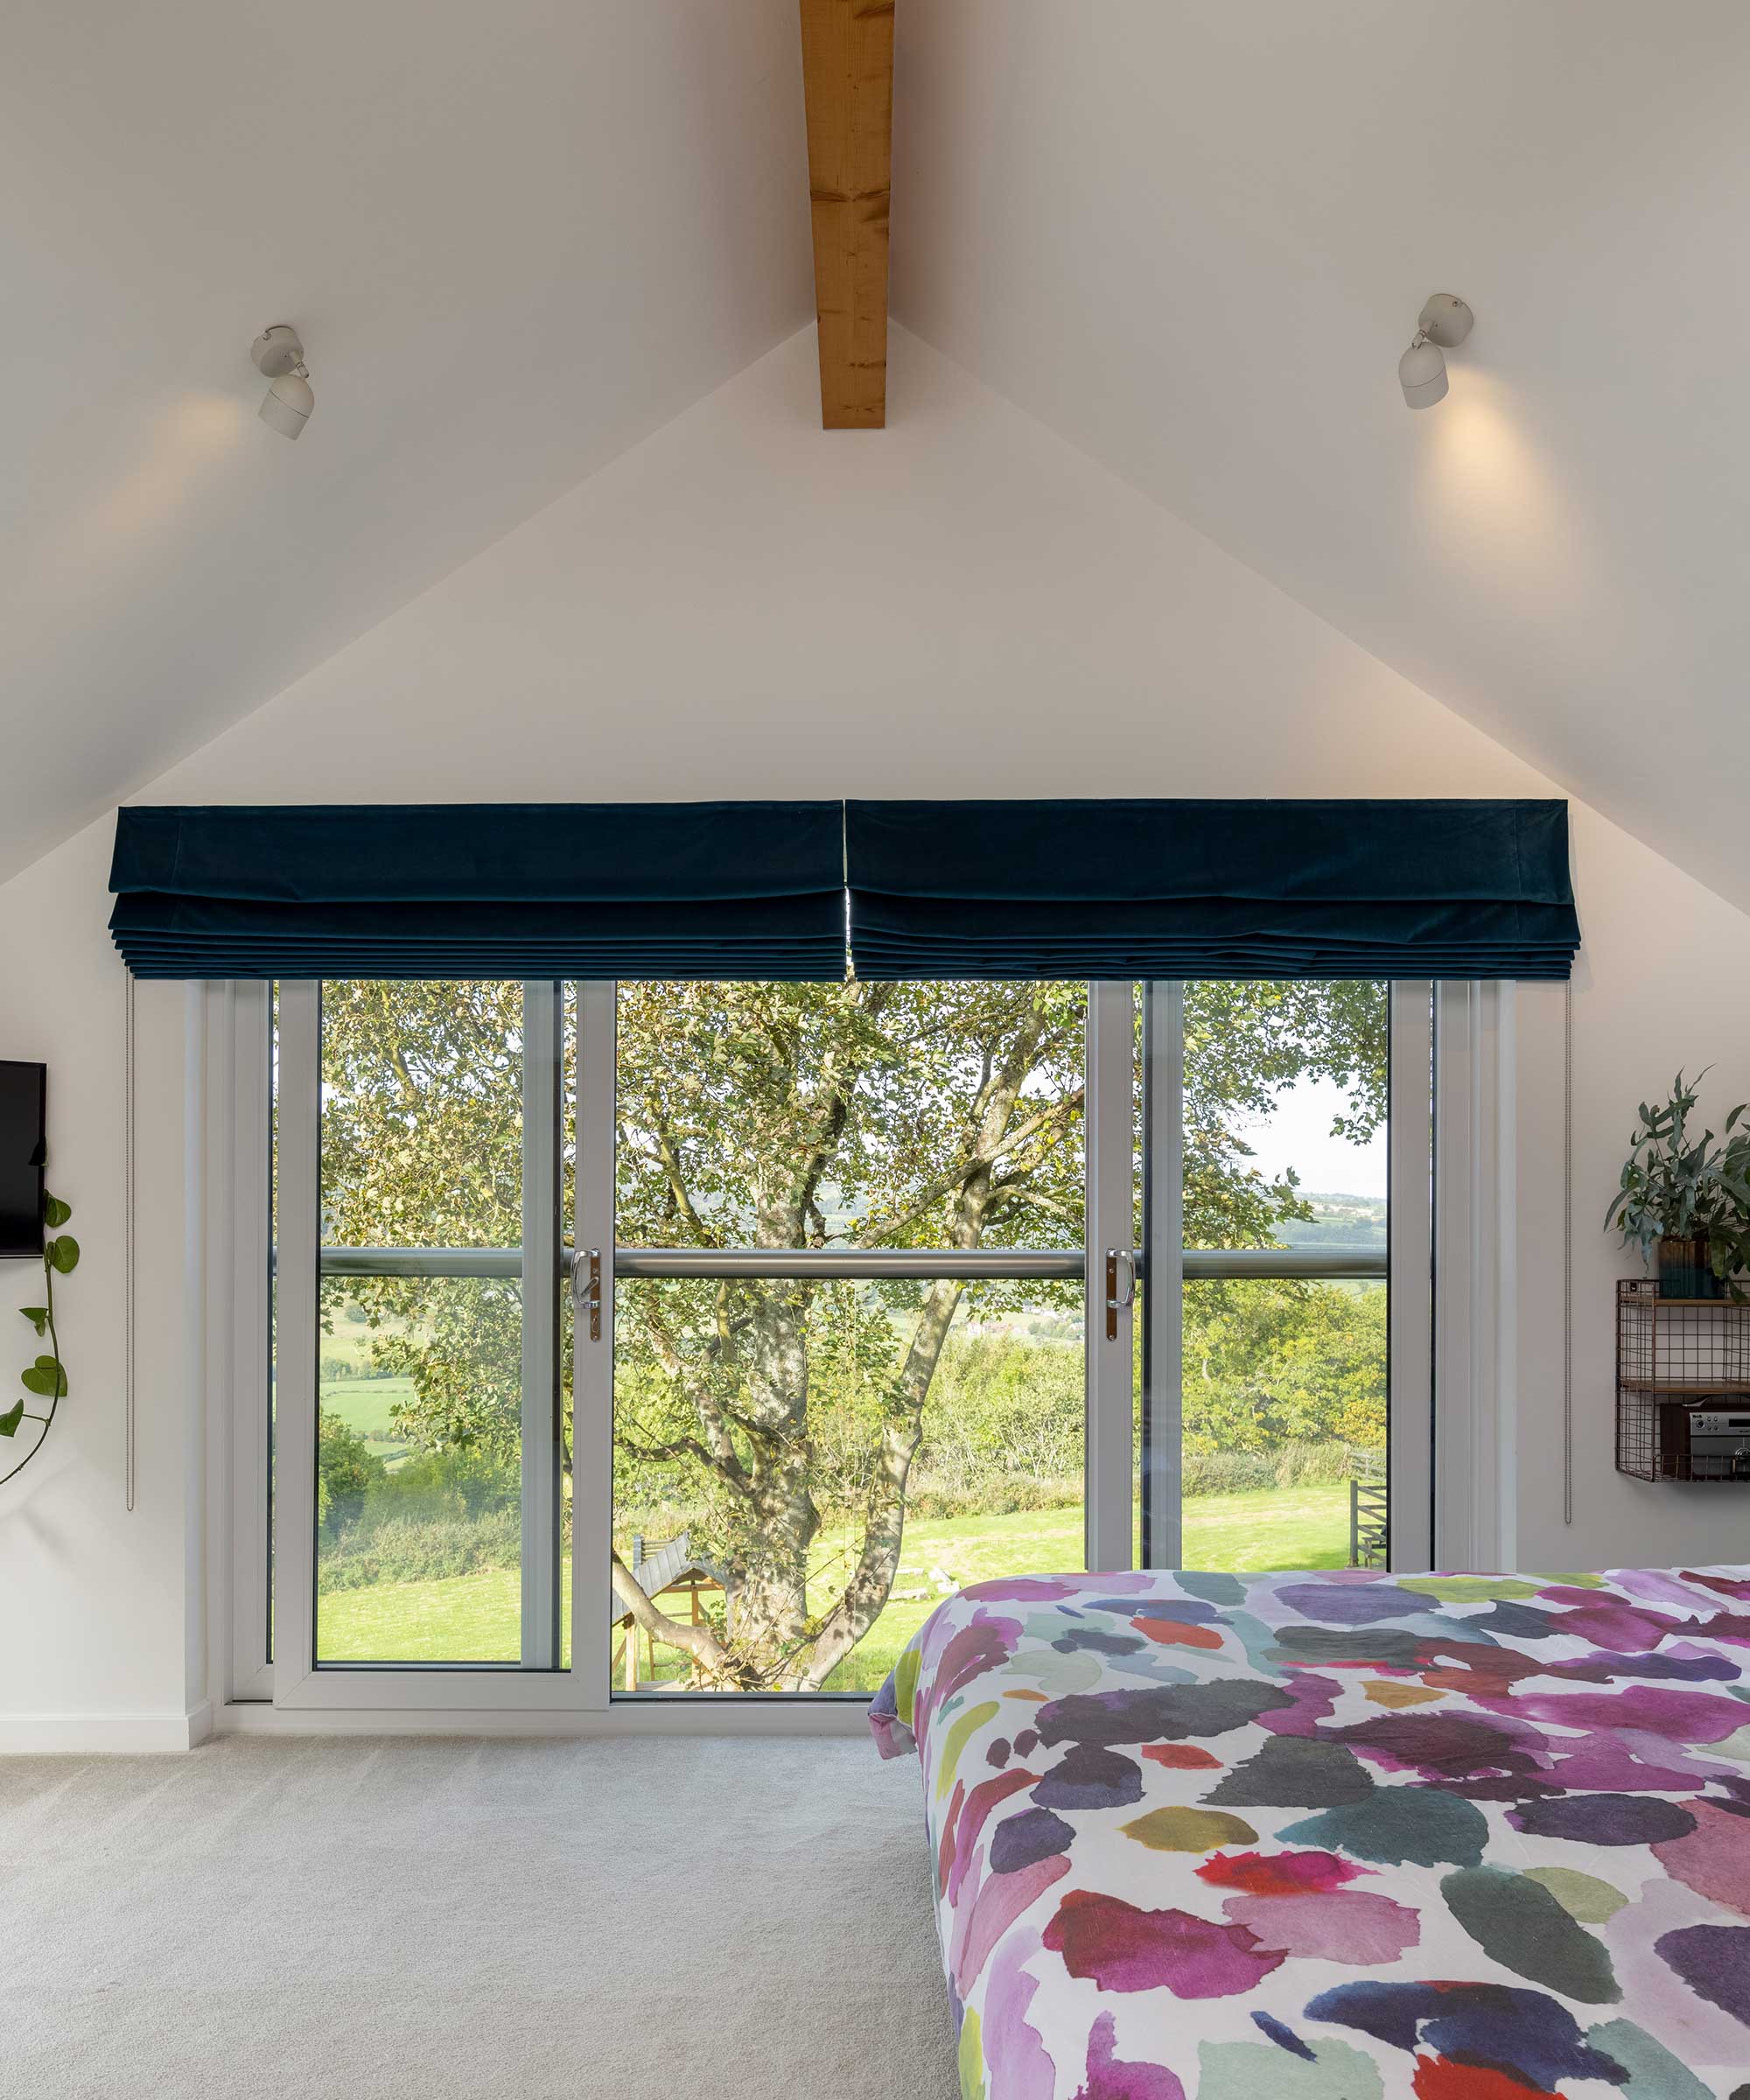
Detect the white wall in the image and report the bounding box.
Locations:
[4,325,1747,1743]
[1548,824,1750,1572]
[0,826,200,1747]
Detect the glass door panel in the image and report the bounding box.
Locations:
[610,1274,1086,1693]
[315,1276,525,1661]
[310,979,558,1669]
[268,969,1423,1706]
[1144,980,1399,1574]
[606,977,1091,1697]
[1179,1277,1385,1571]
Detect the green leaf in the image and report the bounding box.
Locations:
[43,1194,71,1228]
[18,1306,48,1335]
[46,1235,79,1274]
[0,1399,23,1438]
[21,1356,66,1398]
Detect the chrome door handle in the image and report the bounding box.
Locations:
[574,1248,602,1341]
[1104,1248,1136,1339]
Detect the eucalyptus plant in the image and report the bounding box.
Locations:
[1605,1072,1750,1296]
[1,1192,77,1487]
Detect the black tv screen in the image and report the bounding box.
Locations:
[0,1061,46,1259]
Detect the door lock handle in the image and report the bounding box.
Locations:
[1104,1248,1136,1339]
[575,1248,602,1341]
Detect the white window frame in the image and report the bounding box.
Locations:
[598,981,1135,1707]
[1388,982,1436,1572]
[210,971,1456,1724]
[1139,981,1432,1574]
[1085,982,1139,1572]
[263,982,579,1712]
[1437,974,1512,1571]
[203,980,276,1708]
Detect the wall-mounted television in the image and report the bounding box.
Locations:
[0,1061,47,1259]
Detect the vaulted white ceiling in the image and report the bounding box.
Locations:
[0,0,810,880]
[891,1,1750,910]
[6,1,1749,911]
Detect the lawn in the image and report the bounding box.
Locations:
[315,1482,1351,1683]
[320,1376,417,1461]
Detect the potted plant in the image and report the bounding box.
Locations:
[1605,1071,1750,1300]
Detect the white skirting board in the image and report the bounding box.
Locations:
[0,1697,873,1746]
[213,1699,878,1739]
[2,1700,884,1749]
[0,1700,214,1754]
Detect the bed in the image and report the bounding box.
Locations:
[870,1564,1750,2099]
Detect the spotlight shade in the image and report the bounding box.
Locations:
[260,371,314,438]
[1399,339,1447,410]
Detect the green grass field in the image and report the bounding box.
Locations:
[320,1376,418,1461]
[315,1482,1350,1684]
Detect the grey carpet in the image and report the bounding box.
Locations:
[0,1735,961,2100]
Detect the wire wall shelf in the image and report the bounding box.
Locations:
[1616,1278,1750,1482]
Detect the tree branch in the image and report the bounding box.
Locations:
[851,1085,1083,1250]
[614,1429,755,1495]
[610,1550,750,1688]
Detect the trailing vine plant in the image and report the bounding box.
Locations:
[1,1192,77,1486]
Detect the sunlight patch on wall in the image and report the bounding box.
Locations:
[84,393,248,552]
[7,391,252,659]
[1413,372,1593,621]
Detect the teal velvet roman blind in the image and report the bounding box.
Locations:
[108,797,1579,982]
[844,799,1578,980]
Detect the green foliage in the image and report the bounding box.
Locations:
[916,1316,1084,1485]
[316,1415,386,1535]
[4,1191,73,1480]
[1605,1070,1750,1292]
[318,1508,522,1594]
[315,1437,522,1591]
[314,976,1388,1684]
[1180,981,1386,1247]
[315,981,525,1468]
[1181,1281,1386,1455]
[1181,1441,1366,1496]
[318,1411,519,1546]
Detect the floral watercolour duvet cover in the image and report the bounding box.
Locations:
[869,1565,1750,2100]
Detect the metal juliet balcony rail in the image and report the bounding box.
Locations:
[308,1244,1388,1282]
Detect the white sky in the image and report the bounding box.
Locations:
[1234,1075,1388,1200]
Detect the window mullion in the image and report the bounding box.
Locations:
[1388,981,1434,1572]
[227,981,274,1700]
[270,980,321,1704]
[1142,980,1185,1571]
[519,982,561,1670]
[571,982,616,1709]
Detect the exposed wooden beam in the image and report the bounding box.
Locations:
[799,0,893,429]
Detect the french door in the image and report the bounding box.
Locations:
[248,976,1431,1712]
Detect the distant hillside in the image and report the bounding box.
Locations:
[1271,1191,1387,1253]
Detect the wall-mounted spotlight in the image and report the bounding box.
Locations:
[1399,294,1474,410]
[251,324,314,438]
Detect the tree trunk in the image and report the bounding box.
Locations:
[625,984,1064,1690]
[787,1272,963,1690]
[720,1278,819,1657]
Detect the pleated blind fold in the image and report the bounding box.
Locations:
[108,802,847,979]
[844,799,1578,980]
[109,797,1579,983]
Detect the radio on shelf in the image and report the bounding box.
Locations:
[1616,1278,1750,1483]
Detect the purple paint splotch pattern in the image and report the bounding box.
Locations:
[870,1564,1750,2097]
